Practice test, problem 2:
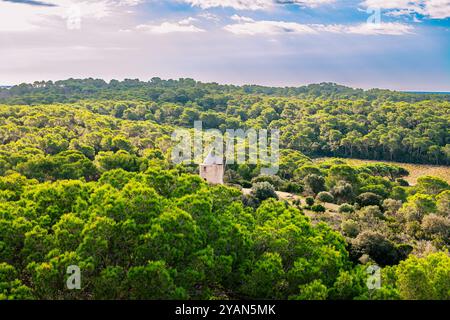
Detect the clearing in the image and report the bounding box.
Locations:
[314,157,450,185]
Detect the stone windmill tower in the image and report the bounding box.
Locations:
[199,150,224,184]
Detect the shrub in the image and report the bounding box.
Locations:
[421,214,450,240]
[396,178,409,187]
[251,182,278,202]
[436,190,450,217]
[356,192,382,207]
[242,194,260,209]
[331,181,354,204]
[338,203,355,214]
[351,231,401,266]
[358,205,383,219]
[311,204,326,213]
[305,196,315,206]
[282,182,304,194]
[303,174,326,195]
[251,175,284,189]
[382,199,402,215]
[341,220,360,238]
[316,191,334,203]
[391,186,408,201]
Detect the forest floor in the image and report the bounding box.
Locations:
[314,157,450,185]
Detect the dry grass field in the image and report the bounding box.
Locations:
[315,157,450,185]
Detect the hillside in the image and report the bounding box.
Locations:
[0,80,449,301]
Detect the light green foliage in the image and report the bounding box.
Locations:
[416,176,449,195]
[0,263,33,300]
[290,280,328,300]
[395,253,450,300]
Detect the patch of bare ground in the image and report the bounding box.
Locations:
[314,157,450,185]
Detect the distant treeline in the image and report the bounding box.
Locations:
[1,78,450,105]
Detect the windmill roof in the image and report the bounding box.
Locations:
[203,151,223,165]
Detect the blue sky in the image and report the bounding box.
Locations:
[0,0,449,91]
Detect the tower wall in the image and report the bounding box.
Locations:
[200,164,224,184]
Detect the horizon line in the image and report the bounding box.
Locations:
[1,77,450,94]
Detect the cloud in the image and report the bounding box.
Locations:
[338,22,414,35]
[230,14,255,22]
[179,0,273,10]
[136,18,205,34]
[275,0,335,8]
[1,0,56,7]
[225,19,317,35]
[198,12,220,21]
[0,0,144,31]
[178,0,334,10]
[361,0,450,19]
[225,17,414,35]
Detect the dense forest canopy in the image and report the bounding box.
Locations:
[0,78,449,300]
[1,79,449,164]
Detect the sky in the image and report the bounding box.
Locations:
[0,0,449,91]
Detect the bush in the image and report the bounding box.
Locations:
[305,196,315,206]
[356,192,382,207]
[338,203,355,214]
[331,181,354,204]
[351,231,401,266]
[341,220,360,238]
[282,182,304,194]
[421,214,450,240]
[251,182,278,202]
[242,194,260,209]
[316,191,334,203]
[251,175,284,189]
[358,205,383,219]
[303,174,326,195]
[396,178,409,187]
[390,186,408,201]
[311,204,326,213]
[382,199,402,215]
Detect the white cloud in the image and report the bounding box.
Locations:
[230,14,255,22]
[224,19,317,35]
[361,0,450,19]
[225,18,414,35]
[178,0,335,10]
[178,17,198,25]
[0,0,145,31]
[198,12,221,21]
[136,18,205,34]
[179,0,273,10]
[425,0,450,18]
[342,22,414,35]
[277,0,335,8]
